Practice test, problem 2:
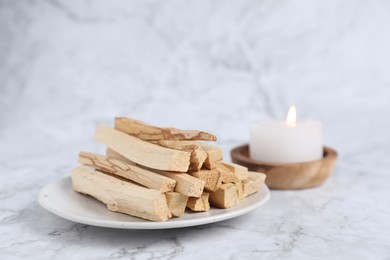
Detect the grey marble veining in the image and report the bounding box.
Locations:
[1,0,390,259]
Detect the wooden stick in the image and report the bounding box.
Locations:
[156,171,205,198]
[153,140,207,172]
[95,124,191,172]
[106,149,205,197]
[236,181,245,200]
[106,148,129,161]
[241,172,266,198]
[152,140,200,150]
[247,171,266,184]
[189,148,208,172]
[200,143,223,170]
[165,192,188,217]
[71,166,171,221]
[242,179,259,197]
[187,192,210,212]
[115,117,217,141]
[219,162,248,180]
[189,169,221,192]
[209,183,240,209]
[79,152,176,192]
[216,162,240,184]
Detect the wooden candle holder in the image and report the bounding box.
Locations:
[231,145,337,190]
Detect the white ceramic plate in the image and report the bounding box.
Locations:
[38,177,270,229]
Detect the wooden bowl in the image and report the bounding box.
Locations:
[231,144,338,190]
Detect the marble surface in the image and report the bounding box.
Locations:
[1,0,390,259]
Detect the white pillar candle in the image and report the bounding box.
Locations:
[250,106,323,163]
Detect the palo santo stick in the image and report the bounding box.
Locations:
[219,162,248,180]
[115,117,217,141]
[165,192,188,217]
[247,171,266,184]
[200,143,223,170]
[79,152,176,192]
[216,163,240,184]
[106,148,129,161]
[187,192,210,212]
[153,140,200,150]
[189,169,221,192]
[156,171,205,198]
[153,140,207,172]
[190,148,208,172]
[71,166,171,221]
[242,172,266,197]
[236,181,245,200]
[209,183,240,209]
[106,149,205,197]
[242,179,259,197]
[95,124,191,172]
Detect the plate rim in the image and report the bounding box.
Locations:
[38,177,270,229]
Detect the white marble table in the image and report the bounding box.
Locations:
[1,132,390,259]
[1,1,390,259]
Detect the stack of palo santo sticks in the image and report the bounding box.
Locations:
[71,118,266,221]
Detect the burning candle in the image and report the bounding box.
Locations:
[250,105,323,163]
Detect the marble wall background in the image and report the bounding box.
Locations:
[1,0,389,155]
[1,1,390,259]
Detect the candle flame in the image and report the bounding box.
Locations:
[286,105,297,126]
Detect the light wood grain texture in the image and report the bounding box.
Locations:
[165,192,188,217]
[219,162,248,180]
[79,152,176,192]
[186,192,210,212]
[216,163,240,184]
[115,117,217,141]
[71,166,171,221]
[247,171,266,185]
[209,183,240,209]
[189,147,208,172]
[243,171,266,197]
[106,149,205,197]
[236,181,245,200]
[156,171,205,198]
[189,169,221,191]
[231,144,338,190]
[200,143,223,170]
[242,179,259,197]
[106,148,129,161]
[152,140,200,150]
[95,124,191,172]
[152,140,207,172]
